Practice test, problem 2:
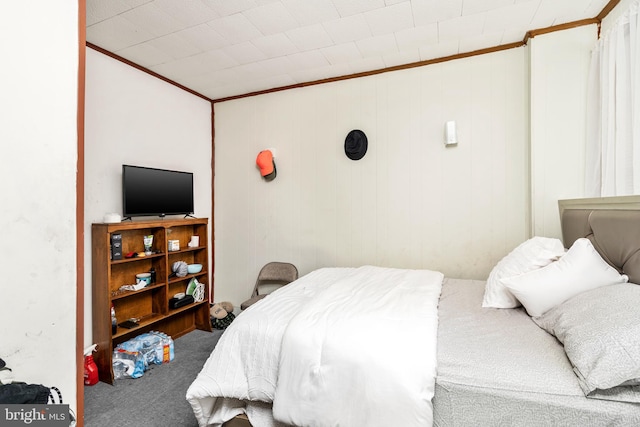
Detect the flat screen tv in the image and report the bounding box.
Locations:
[122,165,194,218]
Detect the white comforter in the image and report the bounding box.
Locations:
[186,266,444,427]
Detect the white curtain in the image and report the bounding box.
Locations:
[586,0,640,196]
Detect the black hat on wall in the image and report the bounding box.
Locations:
[344,129,368,161]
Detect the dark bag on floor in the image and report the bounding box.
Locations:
[0,382,50,404]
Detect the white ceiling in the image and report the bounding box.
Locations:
[86,0,609,101]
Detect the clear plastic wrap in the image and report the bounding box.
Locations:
[112,331,175,379]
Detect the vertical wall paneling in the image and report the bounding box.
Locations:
[214,47,530,306]
[529,25,598,238]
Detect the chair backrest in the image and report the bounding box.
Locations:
[252,262,298,297]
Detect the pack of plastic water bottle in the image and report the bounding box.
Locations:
[112,331,175,379]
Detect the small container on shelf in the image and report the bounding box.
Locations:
[188,235,200,247]
[136,272,151,286]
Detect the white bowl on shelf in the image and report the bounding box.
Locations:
[187,263,202,274]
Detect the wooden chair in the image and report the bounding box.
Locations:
[240,262,298,310]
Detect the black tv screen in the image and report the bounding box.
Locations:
[122,165,194,218]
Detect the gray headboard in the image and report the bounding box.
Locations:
[559,196,640,285]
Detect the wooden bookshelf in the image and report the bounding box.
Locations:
[91,218,212,384]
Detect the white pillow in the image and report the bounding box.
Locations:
[501,238,629,317]
[482,236,566,308]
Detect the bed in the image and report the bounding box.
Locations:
[187,196,640,426]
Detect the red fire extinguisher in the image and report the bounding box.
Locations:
[84,344,99,386]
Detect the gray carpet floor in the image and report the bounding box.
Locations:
[84,329,223,427]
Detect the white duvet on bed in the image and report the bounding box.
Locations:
[186,266,443,427]
[273,266,444,427]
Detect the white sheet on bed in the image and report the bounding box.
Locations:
[186,266,443,427]
[273,266,443,427]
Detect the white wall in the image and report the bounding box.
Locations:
[214,48,530,306]
[529,25,598,238]
[84,49,212,346]
[0,0,78,411]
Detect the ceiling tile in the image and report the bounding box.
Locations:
[411,0,463,26]
[286,50,330,70]
[178,24,228,52]
[255,0,283,7]
[533,0,586,27]
[144,32,202,59]
[528,15,555,29]
[394,24,439,50]
[281,0,340,26]
[332,0,385,18]
[120,2,184,38]
[236,57,294,80]
[200,0,260,17]
[197,49,241,71]
[87,16,155,51]
[462,0,514,16]
[584,0,610,17]
[121,0,154,7]
[356,34,398,58]
[222,41,267,64]
[438,13,486,42]
[253,33,299,58]
[243,2,300,35]
[485,2,540,32]
[364,1,414,36]
[321,42,362,65]
[207,13,263,43]
[323,14,372,44]
[152,0,221,26]
[190,53,241,75]
[286,24,334,51]
[86,0,152,26]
